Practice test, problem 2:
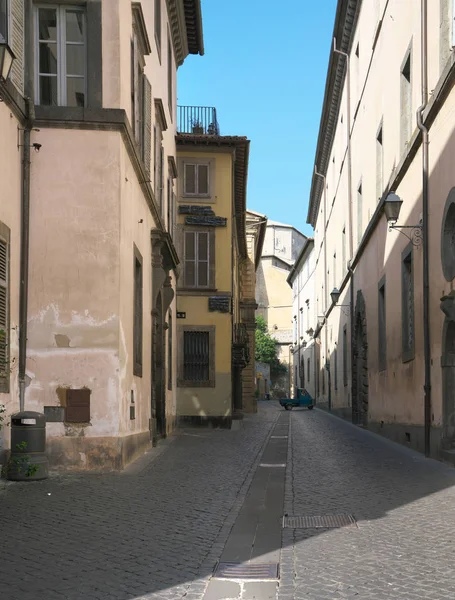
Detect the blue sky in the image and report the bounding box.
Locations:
[177,0,338,237]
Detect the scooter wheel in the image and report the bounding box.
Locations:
[284,405,292,411]
[308,405,314,410]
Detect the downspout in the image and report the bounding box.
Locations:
[334,38,354,420]
[19,3,35,412]
[416,0,431,457]
[314,167,329,409]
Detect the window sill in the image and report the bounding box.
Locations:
[181,195,213,203]
[402,351,415,364]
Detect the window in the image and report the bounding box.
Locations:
[178,326,215,387]
[402,245,415,362]
[133,247,143,376]
[357,182,363,244]
[333,252,337,290]
[0,226,9,393]
[167,177,173,233]
[131,10,152,176]
[167,312,173,390]
[378,276,386,371]
[154,0,161,57]
[154,125,164,212]
[35,6,86,107]
[334,348,338,391]
[307,358,310,383]
[343,325,348,386]
[0,0,7,42]
[184,163,209,197]
[376,122,383,203]
[167,32,173,119]
[300,356,305,387]
[400,48,412,155]
[440,0,453,74]
[183,229,215,289]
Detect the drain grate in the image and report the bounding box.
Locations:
[213,562,279,580]
[283,514,357,529]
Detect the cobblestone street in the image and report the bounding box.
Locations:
[2,404,455,599]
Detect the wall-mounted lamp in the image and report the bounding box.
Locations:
[0,41,15,82]
[306,327,314,337]
[330,288,351,316]
[384,192,423,246]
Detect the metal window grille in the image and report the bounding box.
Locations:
[183,331,210,382]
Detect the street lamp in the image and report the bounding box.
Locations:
[0,41,15,82]
[384,192,423,246]
[330,288,351,316]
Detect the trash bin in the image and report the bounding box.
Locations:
[7,411,49,481]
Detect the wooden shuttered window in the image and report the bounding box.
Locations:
[177,326,215,387]
[10,0,24,94]
[183,163,209,196]
[133,247,143,377]
[183,230,215,289]
[142,75,152,179]
[0,0,7,42]
[0,236,9,392]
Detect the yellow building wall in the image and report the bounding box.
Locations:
[176,150,234,418]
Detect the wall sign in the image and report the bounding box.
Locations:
[177,312,186,319]
[179,205,215,216]
[208,297,230,313]
[185,215,227,227]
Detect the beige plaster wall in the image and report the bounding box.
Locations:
[311,0,455,440]
[26,129,122,444]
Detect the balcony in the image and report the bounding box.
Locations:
[177,105,220,135]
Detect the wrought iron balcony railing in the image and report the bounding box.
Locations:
[177,105,220,135]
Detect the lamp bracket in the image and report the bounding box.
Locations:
[388,221,423,246]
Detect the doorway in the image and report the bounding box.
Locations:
[352,290,368,427]
[442,319,455,448]
[153,292,166,439]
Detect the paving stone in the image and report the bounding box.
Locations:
[242,581,278,599]
[278,408,455,600]
[203,580,241,600]
[0,403,279,600]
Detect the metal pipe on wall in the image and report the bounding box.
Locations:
[417,0,431,457]
[18,2,35,412]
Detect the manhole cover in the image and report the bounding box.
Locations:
[213,562,279,580]
[283,514,357,528]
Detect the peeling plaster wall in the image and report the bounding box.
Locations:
[27,129,122,442]
[0,102,22,455]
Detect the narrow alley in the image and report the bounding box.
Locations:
[2,403,455,600]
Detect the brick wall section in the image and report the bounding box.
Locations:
[240,233,258,413]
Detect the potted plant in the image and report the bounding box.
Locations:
[192,119,204,134]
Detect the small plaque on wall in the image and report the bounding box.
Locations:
[179,205,215,216]
[208,297,231,313]
[177,311,186,319]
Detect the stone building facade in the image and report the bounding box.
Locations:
[0,0,204,470]
[307,0,455,461]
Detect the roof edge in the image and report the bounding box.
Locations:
[306,0,362,227]
[286,238,315,286]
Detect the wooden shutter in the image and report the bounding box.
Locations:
[0,239,8,391]
[0,0,7,42]
[197,164,209,195]
[133,252,143,376]
[132,34,140,142]
[197,232,209,287]
[10,0,24,94]
[160,144,164,214]
[184,164,196,194]
[184,231,196,286]
[142,75,152,179]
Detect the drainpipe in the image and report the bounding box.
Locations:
[334,38,355,421]
[333,39,354,261]
[348,262,355,421]
[18,3,35,412]
[314,166,330,409]
[18,99,34,412]
[416,0,431,457]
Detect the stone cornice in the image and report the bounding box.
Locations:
[166,0,204,66]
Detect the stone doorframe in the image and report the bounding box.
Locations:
[150,229,178,445]
[441,315,455,449]
[352,289,369,427]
